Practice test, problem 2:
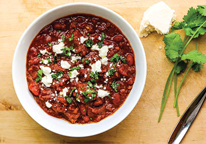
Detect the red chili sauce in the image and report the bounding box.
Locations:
[26,14,136,124]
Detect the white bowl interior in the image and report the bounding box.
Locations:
[12,3,146,137]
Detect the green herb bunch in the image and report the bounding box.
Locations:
[159,5,206,122]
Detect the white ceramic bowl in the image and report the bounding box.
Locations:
[12,3,146,137]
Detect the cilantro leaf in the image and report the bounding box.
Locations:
[69,87,76,97]
[53,55,58,64]
[46,57,51,64]
[70,66,80,71]
[192,63,204,72]
[197,5,206,16]
[171,6,206,37]
[51,71,63,81]
[175,61,188,74]
[120,56,127,63]
[181,50,206,64]
[48,42,52,46]
[37,53,41,57]
[111,80,119,92]
[110,54,120,63]
[61,35,65,42]
[163,32,183,62]
[66,97,72,104]
[68,34,73,41]
[35,69,43,82]
[108,69,116,76]
[90,71,99,79]
[85,39,93,48]
[68,72,72,77]
[85,59,90,64]
[87,81,95,88]
[171,22,183,31]
[82,58,85,62]
[97,33,106,48]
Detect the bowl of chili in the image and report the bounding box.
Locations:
[12,3,146,137]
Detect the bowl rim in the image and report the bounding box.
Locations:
[12,2,147,137]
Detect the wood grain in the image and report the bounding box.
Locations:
[1,0,206,143]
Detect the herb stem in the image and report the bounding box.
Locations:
[158,67,175,122]
[174,62,193,107]
[174,72,180,116]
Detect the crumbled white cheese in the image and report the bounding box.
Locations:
[40,66,51,75]
[41,74,53,87]
[61,60,71,69]
[70,70,79,78]
[105,72,109,77]
[45,101,52,108]
[59,87,68,97]
[71,56,81,63]
[79,64,84,69]
[139,1,176,37]
[84,74,87,78]
[96,84,103,88]
[52,42,65,54]
[91,44,113,59]
[42,59,48,65]
[90,60,102,72]
[98,36,101,40]
[40,49,48,55]
[91,44,99,51]
[80,36,88,44]
[97,89,110,98]
[101,57,108,65]
[99,45,109,58]
[75,77,79,82]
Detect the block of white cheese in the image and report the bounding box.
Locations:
[139,1,176,37]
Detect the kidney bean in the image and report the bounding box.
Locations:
[57,97,67,104]
[127,77,134,85]
[28,58,40,66]
[112,93,120,105]
[53,23,62,30]
[118,64,128,76]
[29,47,38,57]
[128,86,132,89]
[70,21,77,29]
[126,53,134,66]
[112,35,123,42]
[29,83,39,96]
[79,104,86,115]
[45,35,52,42]
[106,104,113,112]
[120,89,126,95]
[93,98,103,106]
[82,116,90,122]
[103,40,112,45]
[95,115,102,122]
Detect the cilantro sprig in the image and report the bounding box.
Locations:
[89,71,99,79]
[159,5,206,122]
[35,69,43,82]
[51,71,63,81]
[85,39,93,48]
[111,80,119,92]
[110,54,127,64]
[82,87,97,103]
[97,33,105,48]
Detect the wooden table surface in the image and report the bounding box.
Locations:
[1,0,206,143]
